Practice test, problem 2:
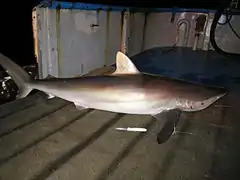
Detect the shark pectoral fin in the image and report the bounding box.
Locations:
[153,109,181,144]
[74,103,88,110]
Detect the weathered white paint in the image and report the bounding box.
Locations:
[120,11,129,55]
[74,11,99,34]
[33,7,240,78]
[34,7,124,78]
[214,14,240,53]
[143,12,240,53]
[143,12,179,50]
[127,13,146,57]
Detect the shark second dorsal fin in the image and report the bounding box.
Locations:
[112,51,140,75]
[46,74,57,79]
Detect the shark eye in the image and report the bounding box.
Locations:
[201,102,204,105]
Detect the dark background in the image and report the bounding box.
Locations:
[0,0,226,66]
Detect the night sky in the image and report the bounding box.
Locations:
[0,0,40,66]
[0,0,223,67]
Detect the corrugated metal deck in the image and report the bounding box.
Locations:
[0,50,240,180]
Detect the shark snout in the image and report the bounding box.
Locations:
[195,90,227,111]
[217,91,227,100]
[178,88,227,112]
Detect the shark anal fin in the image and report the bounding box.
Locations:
[46,93,55,99]
[153,109,181,144]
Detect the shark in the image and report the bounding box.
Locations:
[0,51,227,144]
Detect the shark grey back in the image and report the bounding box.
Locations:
[0,51,227,144]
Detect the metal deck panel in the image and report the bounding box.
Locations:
[0,93,238,180]
[0,49,240,180]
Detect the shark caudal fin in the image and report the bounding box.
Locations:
[111,51,140,75]
[0,53,33,99]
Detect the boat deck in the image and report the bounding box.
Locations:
[0,65,239,180]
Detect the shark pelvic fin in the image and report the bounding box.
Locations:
[153,109,181,144]
[46,93,55,99]
[74,103,88,110]
[112,51,140,75]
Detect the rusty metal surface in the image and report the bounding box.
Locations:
[142,12,240,53]
[32,8,39,64]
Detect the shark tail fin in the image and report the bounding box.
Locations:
[0,53,33,99]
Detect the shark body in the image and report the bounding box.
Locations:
[0,52,227,144]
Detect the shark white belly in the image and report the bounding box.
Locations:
[0,51,227,145]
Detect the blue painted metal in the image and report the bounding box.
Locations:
[112,47,240,88]
[38,0,216,13]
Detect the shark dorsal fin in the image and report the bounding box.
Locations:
[112,51,140,75]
